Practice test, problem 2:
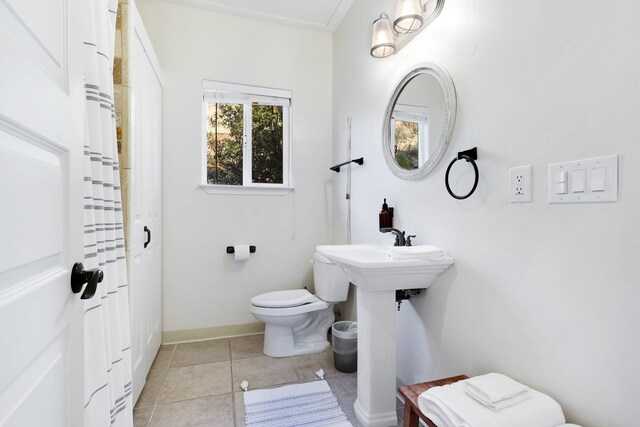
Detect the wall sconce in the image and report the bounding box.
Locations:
[370,0,445,58]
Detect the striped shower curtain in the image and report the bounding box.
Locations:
[81,0,133,425]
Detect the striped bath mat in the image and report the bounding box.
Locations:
[243,380,352,427]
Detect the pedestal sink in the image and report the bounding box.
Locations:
[316,244,453,427]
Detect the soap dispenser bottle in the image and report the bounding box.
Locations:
[379,198,393,229]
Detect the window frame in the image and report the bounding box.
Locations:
[391,104,430,167]
[201,80,293,195]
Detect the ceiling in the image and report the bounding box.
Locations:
[159,0,354,33]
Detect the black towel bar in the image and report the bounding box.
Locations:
[330,157,364,173]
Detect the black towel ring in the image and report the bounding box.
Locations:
[445,147,479,200]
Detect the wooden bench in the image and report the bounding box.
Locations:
[398,375,469,427]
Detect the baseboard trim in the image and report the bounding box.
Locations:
[162,322,265,344]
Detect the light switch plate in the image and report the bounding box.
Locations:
[548,155,618,204]
[509,165,532,203]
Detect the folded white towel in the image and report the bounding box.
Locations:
[421,401,456,427]
[389,245,447,260]
[465,387,529,411]
[465,373,528,404]
[418,380,566,427]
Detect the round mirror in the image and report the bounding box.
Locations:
[382,63,457,180]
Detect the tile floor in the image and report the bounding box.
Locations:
[133,334,405,427]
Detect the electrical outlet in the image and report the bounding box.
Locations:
[509,165,532,203]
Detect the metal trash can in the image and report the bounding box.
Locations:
[332,321,357,373]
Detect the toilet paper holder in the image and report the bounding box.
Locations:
[226,246,256,254]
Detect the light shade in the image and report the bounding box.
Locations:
[370,14,396,58]
[393,0,424,34]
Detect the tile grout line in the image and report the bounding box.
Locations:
[147,345,176,426]
[146,402,156,427]
[289,356,301,382]
[228,341,238,427]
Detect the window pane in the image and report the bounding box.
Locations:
[394,120,419,170]
[251,105,283,184]
[207,103,244,185]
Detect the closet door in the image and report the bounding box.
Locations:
[130,11,163,403]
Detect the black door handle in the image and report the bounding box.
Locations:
[70,262,104,300]
[144,226,151,248]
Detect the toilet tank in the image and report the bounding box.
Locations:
[313,252,349,303]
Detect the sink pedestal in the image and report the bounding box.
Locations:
[314,244,453,427]
[354,288,398,427]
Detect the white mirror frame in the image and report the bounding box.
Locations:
[382,62,457,180]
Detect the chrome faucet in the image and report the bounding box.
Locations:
[380,228,406,246]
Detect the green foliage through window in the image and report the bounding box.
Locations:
[207,103,243,185]
[252,105,283,184]
[394,120,419,170]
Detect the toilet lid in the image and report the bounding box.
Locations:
[251,289,316,308]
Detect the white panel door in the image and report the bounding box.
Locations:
[129,12,163,404]
[0,0,85,426]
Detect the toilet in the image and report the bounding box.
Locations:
[250,252,349,357]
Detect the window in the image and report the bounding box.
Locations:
[391,104,429,170]
[202,81,292,194]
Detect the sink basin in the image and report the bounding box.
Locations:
[316,244,453,291]
[316,243,453,427]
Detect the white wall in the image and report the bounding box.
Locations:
[136,0,333,335]
[333,1,640,426]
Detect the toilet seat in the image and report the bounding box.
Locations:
[250,289,329,317]
[250,299,329,317]
[251,289,317,308]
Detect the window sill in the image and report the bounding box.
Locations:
[200,184,295,196]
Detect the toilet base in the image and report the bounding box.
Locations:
[264,327,330,357]
[260,305,335,358]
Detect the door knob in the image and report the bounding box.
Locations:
[70,262,103,300]
[144,226,151,248]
